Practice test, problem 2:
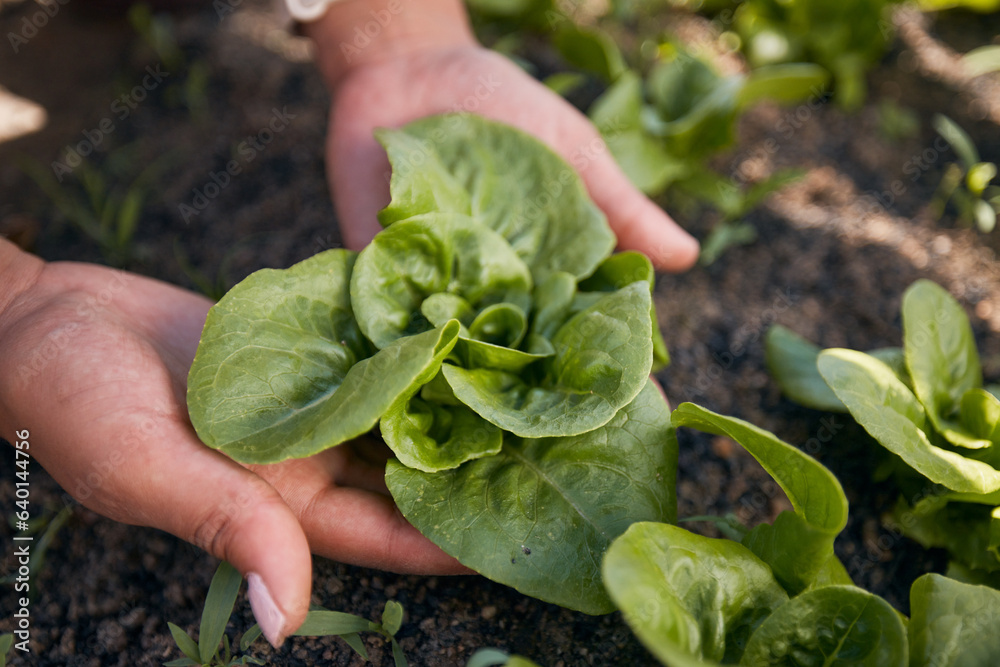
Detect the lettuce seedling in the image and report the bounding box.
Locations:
[187,114,676,614]
[767,279,1000,582]
[603,402,1000,666]
[602,405,910,666]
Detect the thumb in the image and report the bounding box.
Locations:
[579,144,700,273]
[151,438,312,649]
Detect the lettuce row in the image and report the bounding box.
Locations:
[603,404,1000,667]
[767,279,1000,580]
[187,114,675,614]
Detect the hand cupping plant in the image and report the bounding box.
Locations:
[186,113,676,614]
[767,279,1000,585]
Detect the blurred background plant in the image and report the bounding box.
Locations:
[931,114,1000,233]
[462,0,1000,262]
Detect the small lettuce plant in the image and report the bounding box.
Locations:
[186,114,677,614]
[767,279,1000,585]
[601,403,1000,666]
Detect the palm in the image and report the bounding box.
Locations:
[0,261,461,574]
[327,45,698,270]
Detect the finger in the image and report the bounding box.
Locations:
[294,484,474,575]
[133,423,312,649]
[580,153,700,273]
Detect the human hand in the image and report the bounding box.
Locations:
[306,0,699,270]
[0,241,466,648]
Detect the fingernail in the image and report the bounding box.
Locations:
[247,572,287,648]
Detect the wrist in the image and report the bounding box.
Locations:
[302,0,476,89]
[0,239,44,319]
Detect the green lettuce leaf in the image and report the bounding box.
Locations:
[765,325,910,411]
[960,388,1000,443]
[380,397,503,473]
[909,574,1000,665]
[895,496,1000,573]
[602,522,788,666]
[765,325,847,412]
[578,251,670,370]
[528,271,577,342]
[188,250,459,463]
[818,349,1000,494]
[903,279,988,449]
[350,213,532,350]
[671,403,849,594]
[376,114,616,281]
[386,380,676,615]
[442,282,653,438]
[738,586,907,666]
[736,63,830,108]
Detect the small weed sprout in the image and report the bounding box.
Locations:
[166,561,410,666]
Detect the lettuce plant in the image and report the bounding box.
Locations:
[186,114,676,614]
[601,403,1000,666]
[587,43,824,263]
[767,279,1000,584]
[727,0,895,110]
[588,45,827,197]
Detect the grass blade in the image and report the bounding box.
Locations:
[0,633,13,667]
[391,637,408,667]
[239,624,263,652]
[466,649,511,667]
[293,610,371,636]
[198,561,242,661]
[934,114,980,169]
[167,622,201,662]
[340,633,369,660]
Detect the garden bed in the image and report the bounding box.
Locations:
[1,0,1000,664]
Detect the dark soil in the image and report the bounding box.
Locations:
[2,1,1000,665]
